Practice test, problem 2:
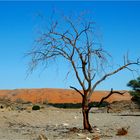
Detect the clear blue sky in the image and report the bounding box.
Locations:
[0,1,140,90]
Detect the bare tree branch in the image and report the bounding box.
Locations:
[71,60,86,90]
[64,16,79,36]
[70,86,84,97]
[88,88,125,111]
[88,61,140,98]
[98,88,125,107]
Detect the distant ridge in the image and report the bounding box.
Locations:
[0,88,131,103]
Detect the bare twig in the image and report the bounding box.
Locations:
[70,86,84,97]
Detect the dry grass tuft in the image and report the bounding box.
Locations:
[116,127,130,136]
[38,134,48,140]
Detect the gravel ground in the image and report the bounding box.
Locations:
[0,107,140,140]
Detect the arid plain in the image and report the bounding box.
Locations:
[0,88,139,140]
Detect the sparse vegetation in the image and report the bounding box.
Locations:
[49,101,109,109]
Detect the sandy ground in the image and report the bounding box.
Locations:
[0,106,140,140]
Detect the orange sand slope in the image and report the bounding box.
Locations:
[0,88,131,103]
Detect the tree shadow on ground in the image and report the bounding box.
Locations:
[114,114,140,116]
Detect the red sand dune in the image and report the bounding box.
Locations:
[0,88,131,104]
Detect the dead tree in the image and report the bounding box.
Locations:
[27,14,140,132]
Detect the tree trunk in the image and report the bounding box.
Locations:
[82,106,92,131]
[82,95,92,131]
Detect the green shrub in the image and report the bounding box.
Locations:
[127,77,140,104]
[32,105,40,110]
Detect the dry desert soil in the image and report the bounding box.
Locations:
[0,88,139,140]
[0,106,140,140]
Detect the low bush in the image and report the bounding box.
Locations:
[32,105,40,110]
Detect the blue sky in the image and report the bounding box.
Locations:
[0,1,140,90]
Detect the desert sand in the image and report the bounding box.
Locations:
[0,88,131,104]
